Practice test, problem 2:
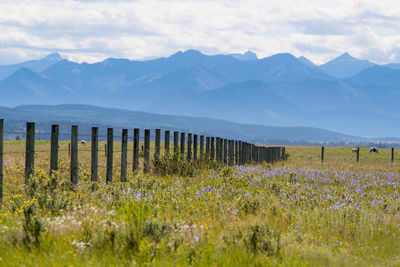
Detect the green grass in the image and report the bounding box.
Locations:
[0,144,400,266]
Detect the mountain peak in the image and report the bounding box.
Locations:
[321,52,375,78]
[229,51,258,61]
[42,52,63,62]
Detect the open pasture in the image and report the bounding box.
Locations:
[0,143,399,266]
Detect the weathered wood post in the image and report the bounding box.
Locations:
[164,130,170,154]
[193,134,198,161]
[155,129,161,160]
[391,148,394,163]
[174,131,179,153]
[0,119,3,206]
[211,137,215,160]
[133,128,139,172]
[25,122,35,182]
[50,124,59,175]
[106,128,113,183]
[321,146,325,162]
[91,127,98,181]
[199,135,204,157]
[187,133,192,161]
[219,138,223,163]
[283,147,286,160]
[235,141,239,165]
[180,132,185,155]
[223,139,227,164]
[206,137,210,155]
[71,125,78,184]
[215,137,220,162]
[356,147,360,162]
[229,140,234,166]
[121,129,128,182]
[144,129,150,173]
[238,141,242,165]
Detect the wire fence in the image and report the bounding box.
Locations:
[0,120,286,204]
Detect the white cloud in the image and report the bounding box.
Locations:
[0,0,399,65]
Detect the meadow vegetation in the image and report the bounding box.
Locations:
[0,143,399,266]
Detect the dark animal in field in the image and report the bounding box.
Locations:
[352,148,357,153]
[80,140,86,145]
[369,147,379,153]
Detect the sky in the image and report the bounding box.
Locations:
[0,0,399,65]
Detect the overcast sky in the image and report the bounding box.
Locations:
[0,0,399,65]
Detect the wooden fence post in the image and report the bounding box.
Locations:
[71,125,78,184]
[229,140,234,166]
[219,138,223,163]
[356,147,360,162]
[391,148,394,163]
[187,133,192,161]
[165,130,170,154]
[180,132,185,155]
[121,129,128,182]
[235,141,239,165]
[25,122,35,182]
[91,127,98,181]
[50,124,59,175]
[133,128,139,172]
[223,139,228,164]
[238,141,242,165]
[0,119,3,206]
[106,128,113,183]
[144,129,150,173]
[155,129,160,160]
[174,131,179,153]
[321,146,325,162]
[211,137,215,160]
[193,134,198,161]
[199,135,204,157]
[206,137,210,155]
[216,137,220,162]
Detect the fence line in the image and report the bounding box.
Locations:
[0,120,286,206]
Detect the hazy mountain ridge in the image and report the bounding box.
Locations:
[1,50,400,138]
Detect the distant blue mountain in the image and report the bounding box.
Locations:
[229,51,258,61]
[0,53,62,80]
[320,52,375,78]
[0,49,400,138]
[384,63,400,70]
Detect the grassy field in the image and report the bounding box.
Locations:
[0,142,399,266]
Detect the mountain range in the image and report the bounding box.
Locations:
[0,50,400,139]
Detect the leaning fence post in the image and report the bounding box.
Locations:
[144,129,150,173]
[193,134,198,161]
[356,147,360,162]
[165,130,170,154]
[106,128,113,183]
[211,137,215,160]
[91,127,98,181]
[25,122,35,182]
[174,131,179,153]
[121,129,128,182]
[187,133,192,161]
[321,146,325,163]
[391,148,394,163]
[70,125,78,184]
[180,132,185,155]
[0,119,3,206]
[155,129,160,160]
[50,124,59,175]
